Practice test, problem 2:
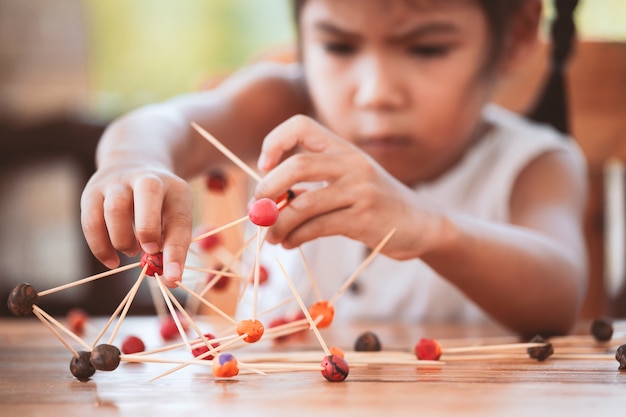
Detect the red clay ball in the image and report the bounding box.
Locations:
[248,198,279,226]
[321,354,349,382]
[194,224,222,252]
[121,335,145,354]
[66,308,89,336]
[414,338,442,361]
[250,264,270,285]
[140,252,164,277]
[191,333,220,360]
[206,169,228,192]
[159,313,189,341]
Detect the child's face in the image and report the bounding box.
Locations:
[299,0,497,185]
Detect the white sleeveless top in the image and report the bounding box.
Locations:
[236,104,586,326]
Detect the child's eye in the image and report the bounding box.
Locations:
[409,45,449,58]
[323,42,356,55]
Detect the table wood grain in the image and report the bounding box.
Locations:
[1,316,625,417]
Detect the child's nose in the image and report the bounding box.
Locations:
[353,57,406,110]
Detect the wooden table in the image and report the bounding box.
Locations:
[1,316,625,417]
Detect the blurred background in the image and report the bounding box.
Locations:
[0,0,625,318]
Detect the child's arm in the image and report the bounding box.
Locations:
[255,115,587,337]
[80,62,308,286]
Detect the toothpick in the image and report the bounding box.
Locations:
[107,266,148,344]
[154,275,193,352]
[149,334,248,382]
[252,225,262,321]
[147,277,169,321]
[329,228,396,305]
[275,257,331,356]
[91,286,134,347]
[183,266,243,279]
[191,122,263,183]
[160,280,217,353]
[443,341,548,355]
[191,214,250,243]
[237,360,324,372]
[134,333,222,357]
[37,262,141,297]
[32,307,81,358]
[175,280,238,326]
[33,305,91,352]
[298,246,323,301]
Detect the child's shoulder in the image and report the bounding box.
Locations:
[483,103,572,143]
[479,103,585,172]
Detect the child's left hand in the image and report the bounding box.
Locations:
[254,115,438,259]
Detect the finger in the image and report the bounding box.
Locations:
[257,115,343,172]
[80,189,120,269]
[255,152,347,202]
[281,206,357,250]
[266,179,354,244]
[161,185,194,287]
[102,184,140,257]
[133,175,165,254]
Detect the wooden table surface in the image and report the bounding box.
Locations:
[1,316,625,417]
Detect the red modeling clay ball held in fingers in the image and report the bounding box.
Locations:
[140,252,164,277]
[248,198,279,226]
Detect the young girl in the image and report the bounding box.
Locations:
[81,0,588,337]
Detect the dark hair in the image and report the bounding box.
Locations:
[291,0,527,69]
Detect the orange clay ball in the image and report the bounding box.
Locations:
[308,301,335,329]
[212,352,239,378]
[329,346,345,359]
[236,319,265,343]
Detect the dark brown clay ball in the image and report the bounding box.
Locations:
[591,317,614,342]
[7,283,39,316]
[90,344,121,371]
[70,351,96,382]
[615,344,626,371]
[354,331,382,352]
[527,335,554,361]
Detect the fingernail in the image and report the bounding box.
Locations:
[165,262,181,282]
[103,259,120,270]
[257,154,269,171]
[142,242,160,254]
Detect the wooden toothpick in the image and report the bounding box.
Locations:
[37,262,140,297]
[191,122,263,183]
[298,246,323,301]
[32,307,81,359]
[329,228,396,305]
[275,257,331,356]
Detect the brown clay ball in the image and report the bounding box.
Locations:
[354,331,382,352]
[70,351,96,382]
[615,344,626,371]
[7,283,39,316]
[90,344,121,371]
[527,335,554,361]
[591,317,614,342]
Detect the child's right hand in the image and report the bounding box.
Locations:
[80,163,194,287]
